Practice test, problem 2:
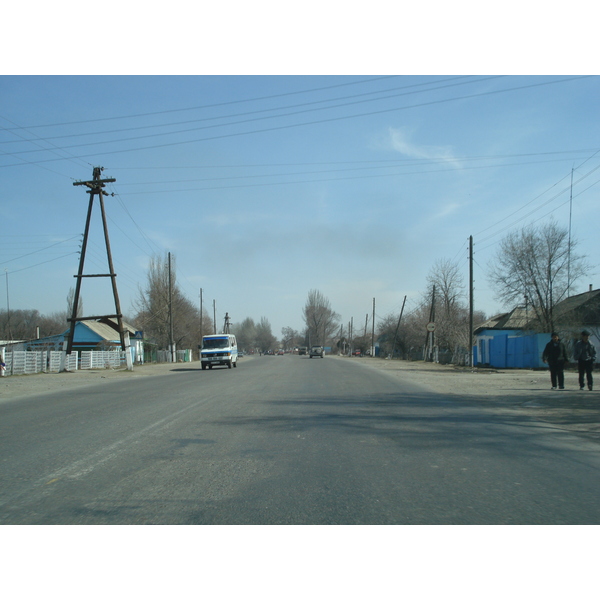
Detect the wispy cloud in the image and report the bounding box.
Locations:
[433,202,462,219]
[388,127,463,168]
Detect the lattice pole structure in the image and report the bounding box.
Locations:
[64,167,126,356]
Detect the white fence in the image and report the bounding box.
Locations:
[80,351,124,370]
[2,350,122,376]
[1,347,191,377]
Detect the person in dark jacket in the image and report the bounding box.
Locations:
[542,332,569,390]
[573,330,596,390]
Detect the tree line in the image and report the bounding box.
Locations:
[1,221,590,359]
[284,220,591,361]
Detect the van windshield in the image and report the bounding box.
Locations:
[203,338,229,349]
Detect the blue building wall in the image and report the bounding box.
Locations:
[475,330,547,369]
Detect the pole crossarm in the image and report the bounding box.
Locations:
[73,178,116,189]
[68,315,122,323]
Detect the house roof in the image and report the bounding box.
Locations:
[475,289,600,334]
[97,317,138,335]
[80,321,128,341]
[553,289,600,322]
[475,306,530,333]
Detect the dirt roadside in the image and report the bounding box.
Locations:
[1,354,599,439]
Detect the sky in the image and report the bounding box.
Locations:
[2,6,599,342]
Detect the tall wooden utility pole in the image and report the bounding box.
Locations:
[65,167,125,356]
[567,168,574,298]
[199,288,203,342]
[168,252,175,363]
[371,298,376,357]
[391,295,407,360]
[426,285,436,361]
[469,235,474,368]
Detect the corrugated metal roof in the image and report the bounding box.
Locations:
[475,290,600,334]
[96,317,138,335]
[475,306,531,332]
[553,289,600,319]
[81,321,126,340]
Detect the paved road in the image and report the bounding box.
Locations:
[2,354,600,524]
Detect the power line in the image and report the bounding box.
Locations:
[113,155,600,196]
[477,160,600,246]
[4,252,79,275]
[0,76,479,143]
[111,150,597,186]
[0,235,81,265]
[477,176,600,253]
[1,76,400,130]
[0,76,589,167]
[0,114,94,173]
[107,149,600,171]
[2,76,503,154]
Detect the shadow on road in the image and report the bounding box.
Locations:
[209,389,600,447]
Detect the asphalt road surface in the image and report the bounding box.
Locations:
[2,354,600,524]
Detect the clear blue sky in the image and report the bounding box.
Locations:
[2,8,599,339]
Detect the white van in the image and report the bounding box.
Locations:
[200,334,238,370]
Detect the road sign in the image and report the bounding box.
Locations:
[426,322,435,332]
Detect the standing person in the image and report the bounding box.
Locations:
[542,332,569,390]
[574,330,596,391]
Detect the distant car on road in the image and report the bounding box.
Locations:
[298,346,308,355]
[310,346,324,358]
[277,349,284,355]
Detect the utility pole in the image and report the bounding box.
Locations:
[567,167,574,297]
[4,270,12,341]
[64,167,126,362]
[426,285,436,361]
[168,252,175,363]
[199,288,203,343]
[371,298,376,357]
[213,300,217,334]
[469,235,474,368]
[391,295,407,360]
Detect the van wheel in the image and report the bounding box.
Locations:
[228,360,232,369]
[202,363,206,370]
[233,361,237,368]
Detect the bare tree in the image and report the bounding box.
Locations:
[133,253,204,349]
[0,309,41,340]
[232,317,257,352]
[425,259,472,352]
[302,289,340,346]
[281,326,299,351]
[488,220,589,332]
[255,317,276,352]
